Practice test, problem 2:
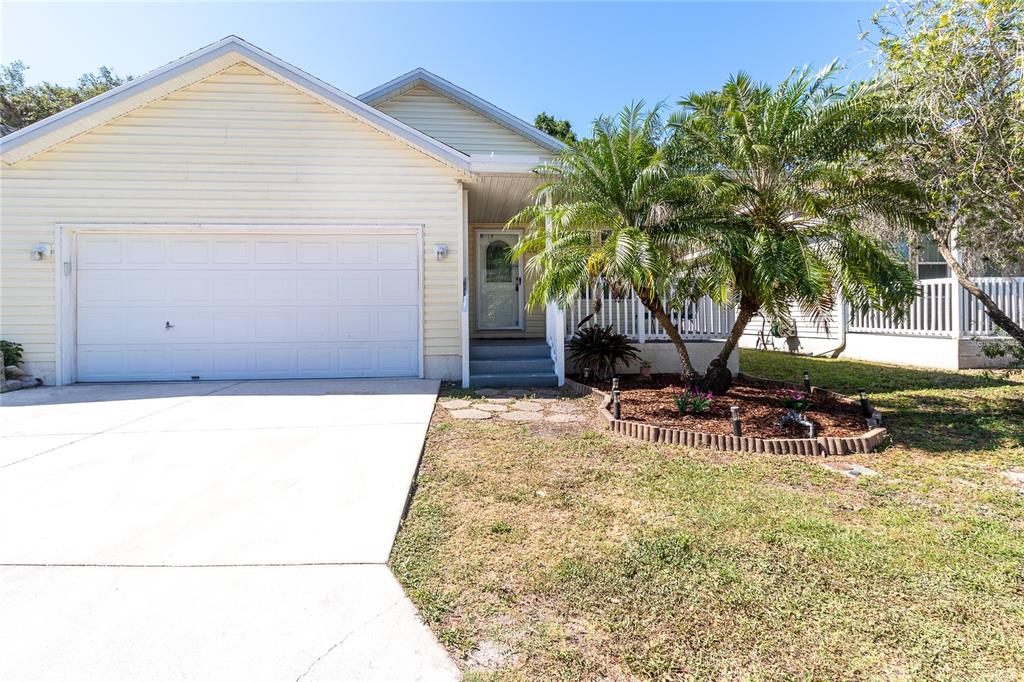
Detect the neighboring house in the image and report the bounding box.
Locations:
[0,36,735,388]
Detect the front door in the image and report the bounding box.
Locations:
[477,231,523,330]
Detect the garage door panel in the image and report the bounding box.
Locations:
[78,272,124,304]
[378,344,418,374]
[75,232,421,381]
[169,240,209,264]
[125,239,166,264]
[379,271,418,304]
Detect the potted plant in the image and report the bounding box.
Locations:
[639,360,653,378]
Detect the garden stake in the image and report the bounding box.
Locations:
[859,389,871,417]
[803,371,811,393]
[731,405,742,437]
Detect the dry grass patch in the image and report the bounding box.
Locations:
[391,357,1024,680]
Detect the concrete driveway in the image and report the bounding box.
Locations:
[0,379,459,682]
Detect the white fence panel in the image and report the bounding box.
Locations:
[565,283,734,341]
[849,279,956,337]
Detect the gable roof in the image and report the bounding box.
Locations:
[0,36,473,174]
[359,68,567,155]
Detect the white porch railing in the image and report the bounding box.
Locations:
[564,285,735,341]
[849,277,1024,338]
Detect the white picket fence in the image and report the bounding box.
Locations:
[564,284,735,341]
[849,277,1024,338]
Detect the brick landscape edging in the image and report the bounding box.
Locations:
[563,375,887,455]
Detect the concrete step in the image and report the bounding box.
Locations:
[470,341,551,360]
[469,372,559,388]
[469,358,554,374]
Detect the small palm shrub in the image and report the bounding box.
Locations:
[673,386,713,414]
[1,340,24,367]
[568,325,641,380]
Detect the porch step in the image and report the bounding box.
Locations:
[468,339,558,388]
[470,358,554,374]
[469,340,551,360]
[469,372,559,388]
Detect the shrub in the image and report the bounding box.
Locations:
[568,325,641,380]
[673,386,713,414]
[777,388,810,412]
[1,340,24,367]
[978,335,1024,375]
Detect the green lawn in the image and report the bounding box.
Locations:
[391,350,1024,680]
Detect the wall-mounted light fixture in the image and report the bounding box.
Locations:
[30,243,52,261]
[435,243,448,261]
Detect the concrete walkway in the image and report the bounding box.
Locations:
[0,379,459,681]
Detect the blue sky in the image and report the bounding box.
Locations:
[2,1,884,133]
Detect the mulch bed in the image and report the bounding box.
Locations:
[577,374,867,438]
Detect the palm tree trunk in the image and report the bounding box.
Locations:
[714,300,757,367]
[935,235,1024,347]
[636,291,698,381]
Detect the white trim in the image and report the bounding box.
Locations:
[460,187,471,388]
[1,36,474,175]
[359,68,567,155]
[475,229,525,332]
[54,222,426,385]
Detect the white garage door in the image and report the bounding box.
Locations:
[75,232,421,381]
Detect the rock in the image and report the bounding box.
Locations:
[821,462,878,478]
[475,403,508,412]
[499,410,544,421]
[1002,471,1024,486]
[513,401,543,412]
[451,409,493,420]
[698,359,733,395]
[439,399,473,410]
[465,640,517,670]
[5,365,29,379]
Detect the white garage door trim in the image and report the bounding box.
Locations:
[54,224,425,385]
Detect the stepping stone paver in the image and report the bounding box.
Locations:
[545,414,584,423]
[821,462,878,478]
[475,403,508,412]
[475,388,502,397]
[485,397,515,404]
[513,401,543,412]
[440,399,473,410]
[549,403,581,414]
[451,409,493,420]
[499,410,544,421]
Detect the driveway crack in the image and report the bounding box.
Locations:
[294,596,403,681]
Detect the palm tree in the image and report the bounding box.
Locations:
[665,63,921,393]
[508,103,703,381]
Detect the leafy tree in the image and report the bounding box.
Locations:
[871,0,1024,346]
[1,61,129,132]
[534,111,577,144]
[666,64,921,393]
[511,103,702,381]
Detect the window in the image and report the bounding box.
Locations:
[916,236,950,279]
[485,240,513,282]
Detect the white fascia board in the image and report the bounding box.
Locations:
[359,68,568,155]
[1,36,474,175]
[470,154,547,175]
